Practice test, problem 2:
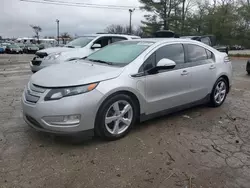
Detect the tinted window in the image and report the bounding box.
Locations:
[186,44,207,62]
[94,37,112,48]
[206,49,213,59]
[156,44,185,64]
[201,37,211,46]
[112,37,127,43]
[139,52,156,72]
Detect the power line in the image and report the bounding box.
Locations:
[20,0,140,10]
[44,0,139,9]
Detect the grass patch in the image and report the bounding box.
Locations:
[229,53,250,58]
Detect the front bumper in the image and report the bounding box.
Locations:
[22,85,104,135]
[30,58,60,72]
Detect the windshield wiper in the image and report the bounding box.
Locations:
[87,59,113,65]
[65,45,75,48]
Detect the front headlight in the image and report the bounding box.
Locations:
[47,53,61,60]
[44,83,98,101]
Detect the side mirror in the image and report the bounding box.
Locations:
[156,58,176,70]
[91,43,101,49]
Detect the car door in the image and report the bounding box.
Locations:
[183,44,217,102]
[142,43,193,115]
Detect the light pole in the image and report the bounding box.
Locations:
[129,9,135,35]
[56,19,60,45]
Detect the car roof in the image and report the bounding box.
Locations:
[128,38,200,44]
[79,34,140,38]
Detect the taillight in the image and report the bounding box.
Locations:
[224,56,230,63]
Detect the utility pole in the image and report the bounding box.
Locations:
[129,9,135,35]
[56,19,60,45]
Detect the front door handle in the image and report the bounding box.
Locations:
[209,65,216,70]
[181,70,189,76]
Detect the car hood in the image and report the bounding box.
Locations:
[58,48,94,61]
[38,47,76,55]
[31,61,123,87]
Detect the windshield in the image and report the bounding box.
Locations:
[65,36,95,48]
[9,44,19,48]
[17,43,24,47]
[86,41,154,66]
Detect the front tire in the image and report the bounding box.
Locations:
[247,71,250,75]
[210,77,228,107]
[95,94,138,141]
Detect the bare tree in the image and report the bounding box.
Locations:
[60,32,71,44]
[105,24,144,36]
[30,25,42,42]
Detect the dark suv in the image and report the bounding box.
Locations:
[247,60,250,75]
[154,30,228,54]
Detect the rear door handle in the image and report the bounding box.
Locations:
[209,65,216,70]
[181,70,189,76]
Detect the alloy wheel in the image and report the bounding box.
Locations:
[214,81,227,104]
[105,100,133,135]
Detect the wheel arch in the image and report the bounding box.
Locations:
[217,74,230,93]
[97,88,144,115]
[95,89,144,123]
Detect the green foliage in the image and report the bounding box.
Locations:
[140,0,250,48]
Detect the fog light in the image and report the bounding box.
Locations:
[42,115,81,126]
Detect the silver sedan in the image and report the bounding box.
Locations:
[22,38,232,140]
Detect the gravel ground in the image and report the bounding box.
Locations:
[0,54,250,188]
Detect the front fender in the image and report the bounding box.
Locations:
[96,80,147,115]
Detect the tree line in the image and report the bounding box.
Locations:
[106,0,250,48]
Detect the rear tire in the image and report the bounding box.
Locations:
[95,94,138,141]
[209,77,228,107]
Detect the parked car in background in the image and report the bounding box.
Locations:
[0,43,10,52]
[17,43,25,50]
[0,46,4,53]
[180,35,229,54]
[37,43,52,50]
[5,44,23,54]
[22,38,232,140]
[23,44,39,54]
[230,45,245,50]
[30,34,140,73]
[246,59,250,75]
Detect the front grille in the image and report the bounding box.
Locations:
[31,60,42,66]
[35,52,48,58]
[26,115,43,128]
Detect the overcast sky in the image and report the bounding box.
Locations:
[1,0,144,38]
